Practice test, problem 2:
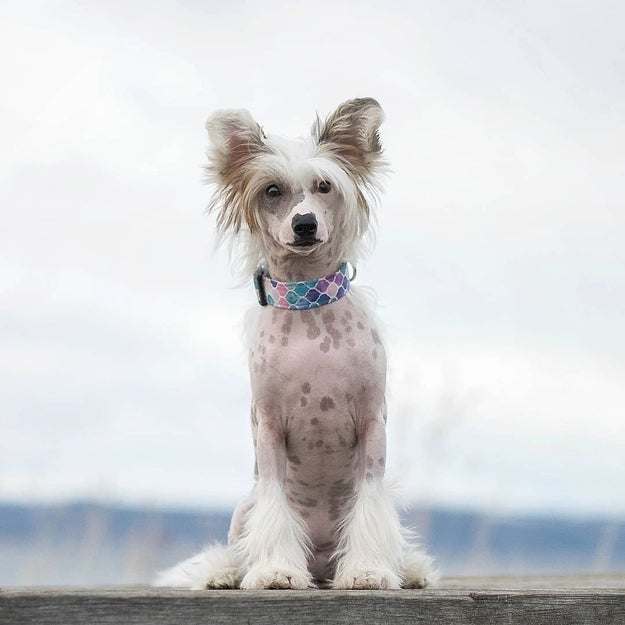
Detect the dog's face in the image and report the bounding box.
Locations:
[204,98,386,265]
[257,172,335,256]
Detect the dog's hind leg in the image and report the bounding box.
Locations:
[153,543,243,589]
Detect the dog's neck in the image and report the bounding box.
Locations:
[264,255,340,282]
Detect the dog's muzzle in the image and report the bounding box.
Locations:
[291,213,319,246]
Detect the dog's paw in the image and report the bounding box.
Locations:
[204,569,242,589]
[333,568,401,590]
[241,567,314,590]
[402,550,440,589]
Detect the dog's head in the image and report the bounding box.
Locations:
[205,98,386,269]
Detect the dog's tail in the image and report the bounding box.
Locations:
[153,542,243,589]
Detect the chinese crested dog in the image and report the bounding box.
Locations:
[156,98,437,590]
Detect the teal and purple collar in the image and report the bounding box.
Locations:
[253,262,353,310]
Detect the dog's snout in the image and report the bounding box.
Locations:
[291,213,318,238]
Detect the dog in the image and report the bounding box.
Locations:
[156,98,438,590]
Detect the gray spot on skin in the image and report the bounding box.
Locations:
[316,439,323,448]
[371,329,382,345]
[320,336,331,353]
[291,192,305,207]
[329,478,354,497]
[311,417,319,425]
[269,335,275,343]
[322,311,335,325]
[322,311,342,349]
[300,396,308,407]
[320,396,335,411]
[366,456,374,469]
[288,455,302,465]
[366,472,374,481]
[296,497,318,508]
[281,314,293,336]
[357,321,364,330]
[281,336,288,346]
[324,443,334,454]
[328,478,355,521]
[260,330,265,337]
[302,382,311,394]
[308,326,321,339]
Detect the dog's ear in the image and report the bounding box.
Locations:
[205,110,267,232]
[312,98,384,180]
[205,109,266,182]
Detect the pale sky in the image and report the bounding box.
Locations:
[1,0,624,517]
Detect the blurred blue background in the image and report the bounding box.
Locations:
[1,0,624,585]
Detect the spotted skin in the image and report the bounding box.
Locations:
[242,294,386,581]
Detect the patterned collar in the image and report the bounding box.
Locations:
[253,262,353,310]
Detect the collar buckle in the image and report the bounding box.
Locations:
[253,267,268,307]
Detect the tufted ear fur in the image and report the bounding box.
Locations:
[205,109,268,232]
[312,98,385,222]
[312,98,385,184]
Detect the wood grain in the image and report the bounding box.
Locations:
[1,575,624,625]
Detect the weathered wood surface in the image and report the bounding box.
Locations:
[1,575,624,625]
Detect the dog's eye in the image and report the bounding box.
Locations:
[265,184,281,198]
[318,180,332,194]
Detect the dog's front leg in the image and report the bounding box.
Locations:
[236,413,313,590]
[332,415,405,590]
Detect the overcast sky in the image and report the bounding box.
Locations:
[1,0,624,517]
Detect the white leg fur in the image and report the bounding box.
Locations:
[235,480,313,589]
[333,478,438,589]
[153,543,243,589]
[333,478,405,589]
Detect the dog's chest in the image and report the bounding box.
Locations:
[249,296,386,427]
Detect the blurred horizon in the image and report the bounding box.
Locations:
[2,499,624,586]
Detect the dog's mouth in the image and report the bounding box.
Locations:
[284,239,323,255]
[291,239,322,248]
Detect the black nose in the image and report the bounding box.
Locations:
[291,212,318,238]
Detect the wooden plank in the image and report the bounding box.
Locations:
[1,576,624,625]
